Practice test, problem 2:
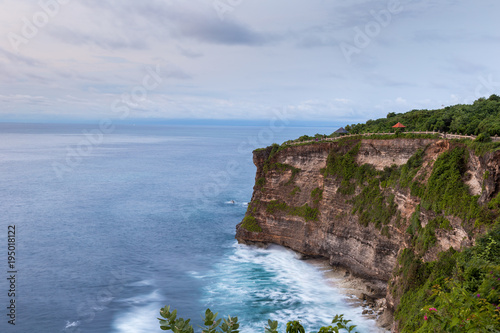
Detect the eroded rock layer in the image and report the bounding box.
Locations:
[236,138,500,325]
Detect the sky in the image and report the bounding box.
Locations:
[0,0,499,125]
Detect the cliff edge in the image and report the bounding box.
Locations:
[235,137,500,331]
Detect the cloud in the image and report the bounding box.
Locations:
[177,45,203,58]
[129,1,280,45]
[177,18,275,45]
[444,58,489,76]
[0,94,52,106]
[0,46,43,66]
[158,62,193,80]
[48,26,149,50]
[395,97,407,104]
[364,72,416,88]
[0,0,499,123]
[94,56,130,64]
[286,98,360,121]
[47,0,280,49]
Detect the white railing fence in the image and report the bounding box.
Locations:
[286,131,500,146]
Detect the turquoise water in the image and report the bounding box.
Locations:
[0,123,381,332]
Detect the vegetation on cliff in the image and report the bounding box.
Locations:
[237,97,500,331]
[240,215,262,232]
[321,140,499,330]
[339,141,500,331]
[158,306,360,333]
[395,226,500,332]
[257,143,302,187]
[319,138,499,231]
[345,95,500,136]
[241,143,307,232]
[246,138,500,330]
[322,140,362,195]
[265,200,319,221]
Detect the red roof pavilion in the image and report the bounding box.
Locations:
[392,122,406,128]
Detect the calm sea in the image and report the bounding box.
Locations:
[0,123,380,333]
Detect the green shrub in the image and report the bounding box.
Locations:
[345,96,500,137]
[415,218,438,254]
[262,143,293,174]
[421,147,480,221]
[396,227,500,332]
[406,205,422,236]
[488,192,500,210]
[323,142,361,181]
[338,180,356,195]
[263,159,301,186]
[464,139,500,156]
[380,164,400,188]
[158,306,360,333]
[311,187,323,205]
[296,134,314,142]
[256,177,266,188]
[435,216,452,230]
[290,186,301,196]
[395,248,432,295]
[475,132,492,143]
[266,200,319,221]
[351,179,397,229]
[266,200,289,214]
[381,226,391,238]
[241,215,262,232]
[400,148,425,187]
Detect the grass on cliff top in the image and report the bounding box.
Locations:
[257,143,302,185]
[346,95,500,136]
[280,133,441,149]
[256,95,500,150]
[463,139,500,156]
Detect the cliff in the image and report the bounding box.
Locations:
[235,137,500,331]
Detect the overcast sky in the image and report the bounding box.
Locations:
[0,0,499,124]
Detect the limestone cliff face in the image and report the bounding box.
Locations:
[235,138,500,315]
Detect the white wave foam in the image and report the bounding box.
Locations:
[188,271,207,279]
[127,279,155,287]
[65,320,80,328]
[112,303,160,333]
[198,242,383,333]
[117,290,162,305]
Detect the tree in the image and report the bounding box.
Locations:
[157,306,359,333]
[488,94,500,102]
[475,133,491,143]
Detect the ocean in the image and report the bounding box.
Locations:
[0,123,381,333]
